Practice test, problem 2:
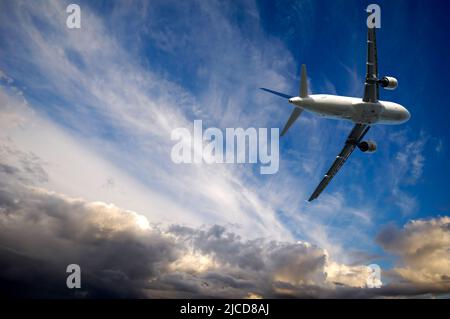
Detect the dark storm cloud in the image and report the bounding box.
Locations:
[1,154,450,298]
[0,191,322,298]
[0,166,332,298]
[0,142,334,298]
[0,184,181,298]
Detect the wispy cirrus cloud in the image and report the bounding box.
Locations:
[377,129,429,215]
[0,0,380,250]
[0,0,295,240]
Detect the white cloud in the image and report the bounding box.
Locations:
[369,129,430,215]
[377,217,450,290]
[435,138,443,153]
[394,133,427,185]
[0,86,192,227]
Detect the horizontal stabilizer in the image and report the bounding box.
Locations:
[281,107,303,137]
[260,88,292,99]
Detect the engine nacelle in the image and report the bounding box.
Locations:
[358,140,377,153]
[379,76,398,90]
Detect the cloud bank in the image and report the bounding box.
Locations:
[1,152,449,298]
[0,177,370,298]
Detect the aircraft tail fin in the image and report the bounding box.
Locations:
[281,64,308,136]
[260,64,309,137]
[300,64,308,98]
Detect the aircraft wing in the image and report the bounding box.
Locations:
[308,124,370,201]
[362,24,379,103]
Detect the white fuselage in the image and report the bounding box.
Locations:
[289,94,410,125]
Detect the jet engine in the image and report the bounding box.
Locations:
[358,140,377,153]
[379,76,398,90]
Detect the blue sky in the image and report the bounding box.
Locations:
[0,0,449,297]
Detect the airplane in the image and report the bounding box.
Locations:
[260,17,410,201]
